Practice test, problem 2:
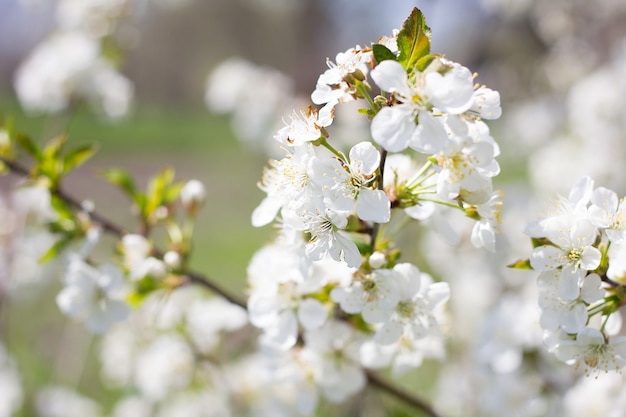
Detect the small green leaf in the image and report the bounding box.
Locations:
[397,7,431,72]
[531,237,553,248]
[42,134,68,160]
[63,144,97,174]
[372,44,397,64]
[15,133,42,160]
[507,259,532,270]
[126,276,161,307]
[415,53,440,72]
[163,182,184,205]
[102,168,140,201]
[50,194,75,222]
[145,167,175,216]
[39,235,74,263]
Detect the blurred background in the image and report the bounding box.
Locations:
[2,0,626,416]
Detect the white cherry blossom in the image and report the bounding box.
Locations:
[311,47,372,105]
[56,256,130,334]
[300,200,361,267]
[313,141,390,223]
[554,327,626,374]
[588,186,626,242]
[274,102,335,147]
[470,190,503,252]
[300,321,366,403]
[369,264,449,345]
[530,217,600,300]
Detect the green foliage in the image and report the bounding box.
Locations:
[126,276,162,307]
[13,131,98,190]
[507,258,532,269]
[103,166,184,227]
[397,7,431,73]
[373,44,397,64]
[102,168,140,203]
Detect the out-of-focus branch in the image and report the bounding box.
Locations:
[3,156,444,417]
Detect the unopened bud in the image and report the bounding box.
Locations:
[369,251,386,269]
[180,179,206,213]
[164,250,182,270]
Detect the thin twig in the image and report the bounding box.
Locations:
[3,156,443,417]
[366,370,443,417]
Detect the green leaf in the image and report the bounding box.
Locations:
[50,194,75,222]
[531,237,553,248]
[102,168,141,204]
[15,133,42,160]
[42,134,68,160]
[163,182,184,205]
[397,7,431,72]
[415,53,440,72]
[145,167,175,216]
[372,44,397,64]
[39,235,74,263]
[126,276,161,307]
[507,259,532,270]
[63,144,97,174]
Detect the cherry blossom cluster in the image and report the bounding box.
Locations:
[525,176,626,375]
[248,8,503,404]
[13,0,141,119]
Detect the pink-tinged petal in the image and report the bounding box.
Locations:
[371,106,415,152]
[530,245,564,271]
[356,189,390,223]
[371,60,410,96]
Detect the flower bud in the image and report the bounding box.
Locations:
[369,251,386,269]
[164,250,182,270]
[180,179,206,213]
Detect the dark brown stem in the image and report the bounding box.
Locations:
[366,370,443,417]
[370,148,388,249]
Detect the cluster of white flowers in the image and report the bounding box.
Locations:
[526,176,626,374]
[246,13,504,406]
[14,0,134,119]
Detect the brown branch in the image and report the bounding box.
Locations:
[3,156,443,417]
[366,369,443,417]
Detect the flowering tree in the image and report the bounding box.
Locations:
[3,2,626,417]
